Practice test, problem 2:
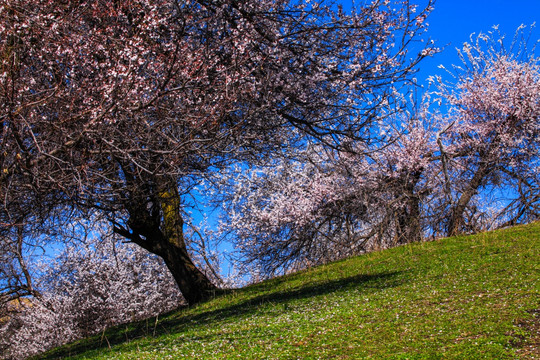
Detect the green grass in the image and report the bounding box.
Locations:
[38,223,539,359]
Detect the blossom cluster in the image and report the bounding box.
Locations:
[0,236,182,360]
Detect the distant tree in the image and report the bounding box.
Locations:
[217,25,540,276]
[0,0,434,304]
[215,110,440,276]
[435,26,540,236]
[0,231,182,360]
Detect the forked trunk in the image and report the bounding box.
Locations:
[447,163,490,237]
[117,221,217,306]
[115,179,217,306]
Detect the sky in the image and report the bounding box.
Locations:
[404,0,540,86]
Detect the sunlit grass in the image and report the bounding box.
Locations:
[38,222,539,359]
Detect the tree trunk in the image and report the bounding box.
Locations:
[156,235,218,306]
[396,194,421,245]
[394,171,422,245]
[114,179,217,306]
[447,163,490,237]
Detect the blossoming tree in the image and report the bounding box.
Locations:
[0,231,182,360]
[217,26,540,276]
[436,27,540,235]
[0,0,434,304]
[216,111,440,275]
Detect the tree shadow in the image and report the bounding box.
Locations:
[40,270,404,358]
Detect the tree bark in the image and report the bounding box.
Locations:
[393,170,422,245]
[114,179,217,306]
[446,163,491,237]
[154,234,218,306]
[395,194,421,245]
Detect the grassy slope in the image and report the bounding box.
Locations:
[39,223,539,359]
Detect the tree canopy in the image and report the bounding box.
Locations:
[0,0,434,305]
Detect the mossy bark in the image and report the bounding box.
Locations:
[115,178,217,306]
[156,183,217,305]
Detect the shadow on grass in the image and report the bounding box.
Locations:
[39,270,403,359]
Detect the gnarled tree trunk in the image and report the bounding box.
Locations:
[393,170,423,245]
[395,194,422,245]
[114,179,217,306]
[447,163,491,237]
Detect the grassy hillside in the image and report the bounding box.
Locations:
[39,223,539,359]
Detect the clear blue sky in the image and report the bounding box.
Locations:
[407,0,540,85]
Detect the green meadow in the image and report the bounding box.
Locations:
[39,223,539,359]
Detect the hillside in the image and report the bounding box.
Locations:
[39,223,539,359]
